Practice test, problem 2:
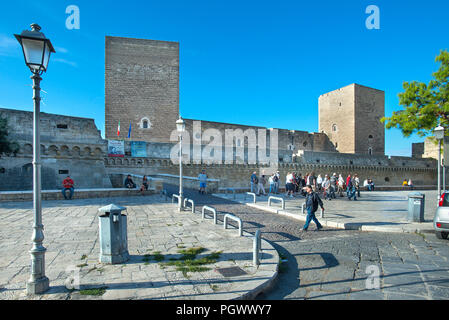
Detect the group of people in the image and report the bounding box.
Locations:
[248,171,377,201]
[250,171,281,196]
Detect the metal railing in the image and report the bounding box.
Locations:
[226,188,236,199]
[183,198,195,213]
[268,196,285,210]
[172,194,181,204]
[223,214,243,236]
[202,206,218,224]
[245,192,256,203]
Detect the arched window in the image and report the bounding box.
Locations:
[368,147,373,155]
[368,135,373,140]
[140,117,151,129]
[332,124,338,132]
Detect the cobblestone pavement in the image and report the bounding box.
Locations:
[215,190,438,233]
[165,185,449,300]
[0,195,277,300]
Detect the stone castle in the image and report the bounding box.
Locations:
[0,36,439,191]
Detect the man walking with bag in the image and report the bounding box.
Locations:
[300,185,324,232]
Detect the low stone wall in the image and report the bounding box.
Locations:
[150,173,220,193]
[109,173,163,192]
[0,187,158,202]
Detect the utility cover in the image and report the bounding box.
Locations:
[216,266,247,277]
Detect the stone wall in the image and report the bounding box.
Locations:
[105,36,179,143]
[0,108,111,191]
[103,154,438,190]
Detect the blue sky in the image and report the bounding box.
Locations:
[0,0,448,156]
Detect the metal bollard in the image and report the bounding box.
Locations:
[202,206,218,224]
[184,199,195,213]
[223,214,243,236]
[268,196,285,210]
[253,229,261,266]
[245,192,256,203]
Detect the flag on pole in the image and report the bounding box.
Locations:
[127,122,132,139]
[117,121,120,136]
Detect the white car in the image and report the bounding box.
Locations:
[434,192,449,239]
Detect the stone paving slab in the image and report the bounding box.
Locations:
[213,190,439,234]
[0,195,278,300]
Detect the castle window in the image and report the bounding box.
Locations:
[59,170,69,175]
[385,177,390,182]
[368,135,373,139]
[332,124,338,132]
[335,142,338,148]
[368,147,373,155]
[0,168,5,174]
[57,124,68,129]
[140,117,151,129]
[303,141,308,147]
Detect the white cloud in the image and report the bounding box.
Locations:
[53,57,78,68]
[54,46,68,54]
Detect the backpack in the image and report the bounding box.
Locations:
[254,176,259,184]
[273,175,279,182]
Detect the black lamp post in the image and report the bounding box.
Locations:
[15,23,55,295]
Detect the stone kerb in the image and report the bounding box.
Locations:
[0,188,158,202]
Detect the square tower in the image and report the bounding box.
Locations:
[318,83,385,155]
[105,36,179,142]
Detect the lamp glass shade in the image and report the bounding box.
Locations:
[176,118,185,133]
[21,37,46,71]
[435,125,445,141]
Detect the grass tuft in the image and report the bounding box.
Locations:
[79,286,108,296]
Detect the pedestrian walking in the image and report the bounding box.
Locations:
[338,174,345,197]
[322,174,330,200]
[250,171,258,193]
[347,177,357,201]
[269,174,275,194]
[257,174,267,196]
[354,174,361,198]
[300,185,324,232]
[329,173,337,199]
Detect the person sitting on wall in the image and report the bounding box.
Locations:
[124,175,136,189]
[61,175,75,200]
[140,175,149,195]
[367,179,375,191]
[402,179,409,190]
[408,179,414,190]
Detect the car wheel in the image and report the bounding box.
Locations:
[436,231,448,239]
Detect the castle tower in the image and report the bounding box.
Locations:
[318,83,385,155]
[105,36,179,143]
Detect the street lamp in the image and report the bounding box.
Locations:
[15,23,55,295]
[176,117,186,212]
[435,124,445,198]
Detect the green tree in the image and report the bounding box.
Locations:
[381,50,449,138]
[0,115,19,156]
